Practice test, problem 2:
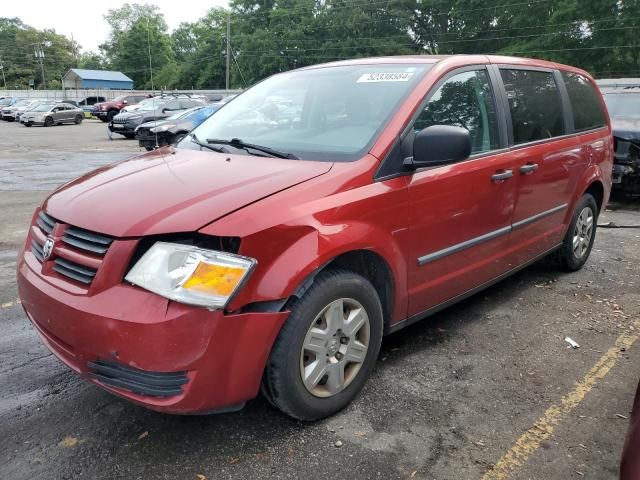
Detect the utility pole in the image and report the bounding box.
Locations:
[225,13,230,91]
[34,45,46,89]
[0,57,6,90]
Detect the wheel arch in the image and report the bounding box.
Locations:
[288,249,395,331]
[584,180,605,214]
[228,223,409,330]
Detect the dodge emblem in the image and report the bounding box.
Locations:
[42,237,55,261]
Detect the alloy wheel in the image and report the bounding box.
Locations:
[573,206,594,259]
[300,298,370,398]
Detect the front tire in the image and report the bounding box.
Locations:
[262,269,383,421]
[44,117,53,127]
[74,115,83,124]
[554,193,598,271]
[172,133,186,145]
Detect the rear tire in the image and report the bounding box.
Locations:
[553,193,598,271]
[172,133,186,145]
[262,269,383,421]
[44,117,53,127]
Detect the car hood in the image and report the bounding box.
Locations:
[44,149,333,237]
[612,117,640,142]
[138,117,188,130]
[114,111,143,120]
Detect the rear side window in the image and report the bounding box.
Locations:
[500,69,564,144]
[414,69,500,154]
[562,72,606,131]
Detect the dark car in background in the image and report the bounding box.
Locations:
[602,86,640,196]
[94,94,148,122]
[135,104,220,150]
[77,96,106,106]
[109,97,206,138]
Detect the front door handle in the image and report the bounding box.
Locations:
[491,170,513,182]
[519,163,539,175]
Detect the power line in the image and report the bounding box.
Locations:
[236,26,640,55]
[228,0,555,26]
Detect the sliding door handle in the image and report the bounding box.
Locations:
[491,170,513,182]
[519,163,539,175]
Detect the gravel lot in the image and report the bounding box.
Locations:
[0,119,639,480]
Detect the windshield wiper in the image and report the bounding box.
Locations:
[190,133,228,153]
[206,138,298,159]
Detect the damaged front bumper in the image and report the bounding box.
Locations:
[613,137,640,194]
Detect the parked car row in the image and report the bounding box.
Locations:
[0,93,229,133]
[0,97,84,127]
[135,103,221,150]
[108,96,207,138]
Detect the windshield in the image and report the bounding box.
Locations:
[603,92,640,118]
[139,100,170,112]
[113,95,127,102]
[169,106,202,120]
[13,99,32,108]
[33,103,55,112]
[189,63,432,161]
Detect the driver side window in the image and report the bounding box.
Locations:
[414,69,500,154]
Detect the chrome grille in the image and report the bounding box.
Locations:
[36,211,56,235]
[30,211,114,287]
[62,226,113,255]
[31,239,45,262]
[112,116,128,124]
[53,258,97,284]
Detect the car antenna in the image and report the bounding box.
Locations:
[145,14,159,150]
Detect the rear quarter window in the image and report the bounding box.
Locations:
[500,69,565,144]
[561,72,606,131]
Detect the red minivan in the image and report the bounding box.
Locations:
[17,55,612,420]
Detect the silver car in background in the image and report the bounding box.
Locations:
[20,103,84,127]
[1,98,46,121]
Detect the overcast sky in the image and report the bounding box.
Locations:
[4,0,229,53]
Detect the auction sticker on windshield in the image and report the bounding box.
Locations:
[357,72,413,82]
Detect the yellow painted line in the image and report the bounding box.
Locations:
[1,298,21,309]
[482,322,639,480]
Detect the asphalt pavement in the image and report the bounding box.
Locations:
[0,119,639,480]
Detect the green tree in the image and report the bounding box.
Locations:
[170,8,228,89]
[100,3,176,89]
[78,52,105,70]
[0,17,79,89]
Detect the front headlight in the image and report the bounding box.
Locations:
[125,242,256,309]
[150,124,175,133]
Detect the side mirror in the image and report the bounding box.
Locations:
[123,100,128,104]
[405,125,472,169]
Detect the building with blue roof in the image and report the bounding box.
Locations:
[62,69,134,90]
